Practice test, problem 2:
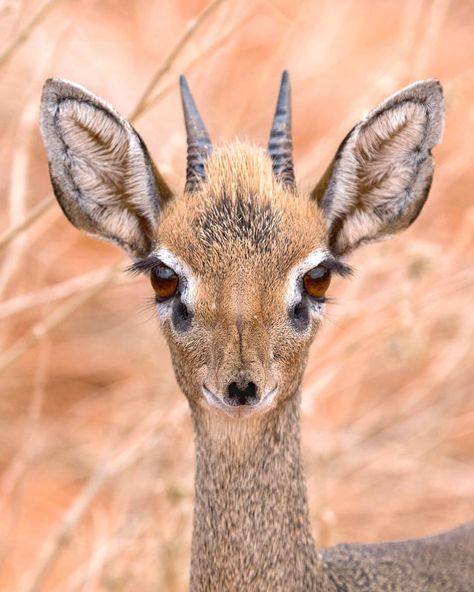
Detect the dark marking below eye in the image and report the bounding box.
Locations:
[172,297,193,332]
[290,297,310,332]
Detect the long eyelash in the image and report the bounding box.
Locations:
[324,258,354,278]
[128,256,353,284]
[323,302,344,328]
[126,256,160,276]
[136,297,160,323]
[143,296,159,312]
[310,295,337,306]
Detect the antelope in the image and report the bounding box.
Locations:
[40,71,473,591]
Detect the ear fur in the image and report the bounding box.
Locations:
[40,79,167,258]
[313,80,444,256]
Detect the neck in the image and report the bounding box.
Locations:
[189,393,324,591]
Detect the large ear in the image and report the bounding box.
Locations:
[40,79,171,258]
[312,80,444,257]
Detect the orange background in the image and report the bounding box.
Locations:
[0,0,473,590]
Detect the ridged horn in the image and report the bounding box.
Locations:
[267,70,296,191]
[179,75,212,193]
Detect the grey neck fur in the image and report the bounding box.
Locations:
[188,392,474,592]
[190,393,326,591]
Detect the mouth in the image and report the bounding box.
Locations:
[202,384,278,418]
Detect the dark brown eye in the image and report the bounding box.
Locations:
[150,263,179,301]
[303,265,331,299]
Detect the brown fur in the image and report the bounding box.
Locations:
[39,76,474,591]
[158,143,326,413]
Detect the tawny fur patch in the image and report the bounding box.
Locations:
[157,141,328,277]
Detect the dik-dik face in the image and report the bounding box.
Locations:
[40,73,444,420]
[149,145,349,417]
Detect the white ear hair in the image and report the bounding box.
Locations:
[40,78,165,258]
[313,80,444,256]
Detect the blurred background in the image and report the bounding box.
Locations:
[0,0,473,590]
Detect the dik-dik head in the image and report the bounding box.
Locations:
[40,72,444,420]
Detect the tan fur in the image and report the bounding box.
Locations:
[39,76,474,592]
[157,143,326,418]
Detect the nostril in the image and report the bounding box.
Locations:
[226,381,257,406]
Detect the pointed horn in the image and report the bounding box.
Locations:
[180,75,212,193]
[267,71,296,191]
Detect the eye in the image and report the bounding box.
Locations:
[150,262,179,301]
[303,265,331,299]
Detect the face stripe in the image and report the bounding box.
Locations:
[154,248,197,309]
[285,250,330,308]
[285,249,353,310]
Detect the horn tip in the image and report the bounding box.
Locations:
[179,74,189,92]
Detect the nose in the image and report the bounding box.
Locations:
[225,381,258,406]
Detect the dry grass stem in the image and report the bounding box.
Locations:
[21,403,186,592]
[0,0,67,70]
[143,10,254,114]
[0,265,132,319]
[0,260,125,374]
[129,0,228,123]
[0,0,226,263]
[1,2,472,590]
[0,194,55,253]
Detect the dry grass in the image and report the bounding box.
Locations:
[0,0,473,590]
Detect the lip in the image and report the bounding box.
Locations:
[202,384,278,418]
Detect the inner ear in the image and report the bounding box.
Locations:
[313,80,444,257]
[40,79,172,258]
[57,99,156,242]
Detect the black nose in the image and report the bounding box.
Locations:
[225,381,258,406]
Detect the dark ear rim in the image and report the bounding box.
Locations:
[359,79,444,148]
[40,78,143,158]
[40,78,173,258]
[40,78,173,207]
[311,79,445,256]
[314,79,444,212]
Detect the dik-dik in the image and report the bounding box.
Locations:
[40,71,473,591]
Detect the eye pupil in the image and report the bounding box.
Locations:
[150,263,179,300]
[303,265,331,299]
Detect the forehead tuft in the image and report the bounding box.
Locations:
[158,141,327,273]
[197,194,280,254]
[201,140,276,196]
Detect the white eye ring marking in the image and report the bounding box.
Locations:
[286,249,330,315]
[152,248,197,315]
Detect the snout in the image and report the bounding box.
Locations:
[203,308,277,417]
[202,377,278,418]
